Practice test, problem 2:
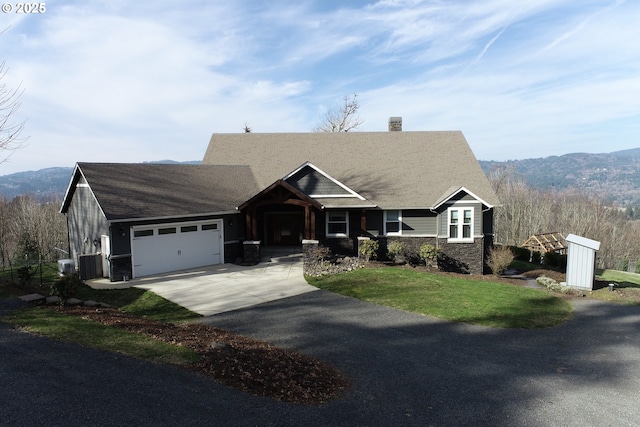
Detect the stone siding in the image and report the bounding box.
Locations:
[437,237,485,275]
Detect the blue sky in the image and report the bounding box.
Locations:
[1,0,638,174]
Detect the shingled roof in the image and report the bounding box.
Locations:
[202,131,499,209]
[61,163,260,220]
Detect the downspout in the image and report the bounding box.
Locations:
[429,208,440,250]
[65,215,72,260]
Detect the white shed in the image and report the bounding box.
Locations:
[565,234,601,290]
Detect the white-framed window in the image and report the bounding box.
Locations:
[326,211,349,237]
[384,210,402,235]
[448,207,474,242]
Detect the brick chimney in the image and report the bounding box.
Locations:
[388,117,402,131]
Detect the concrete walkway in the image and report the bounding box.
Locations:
[88,253,317,316]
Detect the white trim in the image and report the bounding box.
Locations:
[320,204,377,209]
[447,206,474,242]
[434,186,494,210]
[113,210,238,223]
[566,234,600,251]
[384,210,402,236]
[325,210,349,237]
[283,161,366,200]
[309,194,360,198]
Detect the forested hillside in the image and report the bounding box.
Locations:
[480,148,640,208]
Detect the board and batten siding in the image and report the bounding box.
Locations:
[438,201,483,237]
[67,185,108,263]
[287,166,350,195]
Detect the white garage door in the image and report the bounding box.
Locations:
[131,220,222,278]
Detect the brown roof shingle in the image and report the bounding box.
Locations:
[65,163,259,220]
[203,131,499,209]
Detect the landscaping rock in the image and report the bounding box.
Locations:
[45,296,60,305]
[19,293,45,303]
[304,255,364,277]
[83,300,99,307]
[65,298,83,306]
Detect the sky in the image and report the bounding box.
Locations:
[0,0,638,175]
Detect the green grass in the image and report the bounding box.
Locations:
[597,269,640,287]
[1,278,201,365]
[0,262,61,288]
[591,269,640,305]
[308,268,573,328]
[5,307,199,365]
[73,285,199,323]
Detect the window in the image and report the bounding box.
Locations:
[448,207,473,241]
[326,211,348,237]
[134,229,153,238]
[202,223,218,231]
[158,227,177,235]
[384,210,401,235]
[181,225,198,233]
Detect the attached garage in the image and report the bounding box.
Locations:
[131,220,223,278]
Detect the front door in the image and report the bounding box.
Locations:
[266,212,304,246]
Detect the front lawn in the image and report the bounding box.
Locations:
[307,268,573,328]
[592,270,640,305]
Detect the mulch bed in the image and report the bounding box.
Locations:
[55,306,350,405]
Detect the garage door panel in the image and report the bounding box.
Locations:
[132,221,222,278]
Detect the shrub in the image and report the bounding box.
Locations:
[419,243,439,267]
[358,239,379,262]
[487,245,514,276]
[387,241,405,263]
[510,246,531,262]
[51,273,82,302]
[17,265,36,287]
[543,251,567,271]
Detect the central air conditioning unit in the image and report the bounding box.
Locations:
[58,259,75,276]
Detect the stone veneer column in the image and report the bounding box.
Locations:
[302,239,319,275]
[357,236,371,260]
[243,240,261,265]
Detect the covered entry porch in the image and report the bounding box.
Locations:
[240,180,323,247]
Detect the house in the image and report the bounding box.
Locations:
[60,124,499,280]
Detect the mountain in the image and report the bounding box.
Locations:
[2,151,640,206]
[0,161,201,201]
[479,148,640,206]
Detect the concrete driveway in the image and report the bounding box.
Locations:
[89,253,317,316]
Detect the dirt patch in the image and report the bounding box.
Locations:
[55,306,350,405]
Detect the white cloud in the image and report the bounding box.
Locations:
[0,0,638,175]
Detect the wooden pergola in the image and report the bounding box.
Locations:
[521,232,567,254]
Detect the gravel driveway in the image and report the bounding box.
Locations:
[2,292,640,426]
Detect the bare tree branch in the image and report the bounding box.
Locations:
[0,61,28,163]
[313,93,364,132]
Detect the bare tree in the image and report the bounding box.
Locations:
[313,93,364,132]
[0,61,27,162]
[489,168,640,270]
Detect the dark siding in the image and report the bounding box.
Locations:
[66,186,108,264]
[402,210,437,236]
[286,166,350,195]
[365,210,383,236]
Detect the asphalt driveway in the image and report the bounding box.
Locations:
[2,287,640,425]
